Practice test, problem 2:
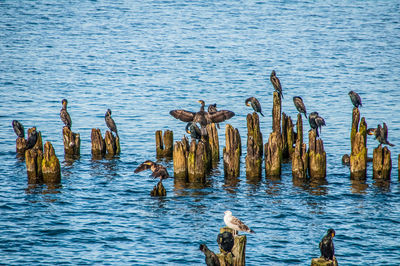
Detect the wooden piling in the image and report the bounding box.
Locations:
[373,145,392,179]
[187,140,208,183]
[105,130,120,157]
[62,127,80,158]
[16,137,27,155]
[25,128,43,184]
[216,227,246,266]
[173,136,189,180]
[350,107,360,154]
[223,124,241,178]
[265,132,282,178]
[91,128,106,159]
[311,257,338,266]
[281,112,295,160]
[28,127,43,152]
[206,123,220,167]
[350,117,367,179]
[308,130,326,179]
[42,141,61,184]
[156,130,173,158]
[150,181,166,196]
[296,113,303,144]
[292,114,308,178]
[245,113,263,179]
[272,91,281,134]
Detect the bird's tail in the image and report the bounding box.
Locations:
[260,112,265,117]
[388,142,395,147]
[304,113,307,119]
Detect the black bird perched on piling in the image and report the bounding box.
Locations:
[60,99,72,129]
[134,160,170,182]
[26,127,38,150]
[309,112,326,137]
[270,70,283,99]
[186,122,202,140]
[293,96,307,118]
[245,97,264,116]
[170,100,235,129]
[368,123,395,147]
[348,91,362,108]
[105,109,118,138]
[319,228,335,261]
[199,244,220,266]
[217,231,234,255]
[12,120,25,138]
[208,103,220,129]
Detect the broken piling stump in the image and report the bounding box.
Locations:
[42,141,61,184]
[282,112,295,160]
[292,114,308,179]
[156,130,173,158]
[206,123,220,167]
[105,130,120,157]
[265,132,282,178]
[272,91,281,134]
[16,137,27,155]
[223,124,241,178]
[311,257,338,266]
[217,227,246,266]
[173,136,189,181]
[245,113,263,179]
[62,126,80,159]
[187,140,208,183]
[150,181,166,196]
[350,116,367,179]
[25,128,43,184]
[91,128,106,159]
[308,130,326,179]
[373,145,392,179]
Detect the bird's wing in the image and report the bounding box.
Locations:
[271,76,282,90]
[151,168,169,179]
[231,216,250,231]
[383,123,388,140]
[134,163,152,173]
[356,93,362,106]
[316,117,326,127]
[209,110,235,123]
[170,110,196,122]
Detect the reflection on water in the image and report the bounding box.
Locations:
[292,177,328,196]
[223,176,240,194]
[265,176,282,197]
[350,178,369,194]
[373,179,391,192]
[25,183,61,203]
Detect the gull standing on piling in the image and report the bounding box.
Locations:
[224,210,255,236]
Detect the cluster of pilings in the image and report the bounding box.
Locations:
[91,128,120,160]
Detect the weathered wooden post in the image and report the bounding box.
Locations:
[292,114,308,179]
[223,124,241,178]
[42,141,61,184]
[187,140,208,183]
[16,137,27,155]
[350,116,367,179]
[105,131,120,157]
[150,181,166,196]
[281,112,295,160]
[308,130,326,179]
[311,257,338,266]
[245,113,263,179]
[216,227,246,266]
[272,91,281,133]
[62,127,80,158]
[156,130,173,158]
[173,136,189,181]
[350,107,360,153]
[91,128,106,159]
[25,128,43,184]
[206,123,220,167]
[373,145,392,179]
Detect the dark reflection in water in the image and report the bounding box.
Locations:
[223,176,240,194]
[90,157,120,180]
[63,155,80,166]
[25,183,62,203]
[373,179,391,192]
[350,177,368,194]
[292,177,328,196]
[265,176,282,196]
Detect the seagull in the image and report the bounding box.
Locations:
[224,210,254,236]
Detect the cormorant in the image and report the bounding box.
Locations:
[208,103,220,129]
[26,127,38,150]
[348,91,362,108]
[12,120,25,138]
[245,97,264,117]
[134,160,170,182]
[319,228,335,261]
[368,123,395,147]
[199,244,220,266]
[105,109,118,138]
[170,100,235,128]
[309,112,326,137]
[270,70,283,99]
[60,99,72,129]
[217,231,234,254]
[186,122,202,140]
[293,96,307,118]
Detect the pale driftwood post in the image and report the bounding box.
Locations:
[91,128,106,159]
[308,130,326,179]
[223,124,241,178]
[265,132,282,178]
[62,127,80,158]
[42,141,61,184]
[173,136,189,180]
[311,257,338,266]
[105,131,120,157]
[156,130,173,158]
[216,227,246,266]
[245,113,263,179]
[16,137,27,155]
[150,181,166,196]
[206,123,219,167]
[350,116,367,179]
[373,145,392,179]
[187,140,208,183]
[25,128,43,184]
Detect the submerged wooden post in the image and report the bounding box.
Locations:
[223,124,241,178]
[350,117,367,179]
[373,145,392,179]
[311,257,338,266]
[206,123,220,167]
[105,131,120,157]
[156,130,173,158]
[62,127,80,158]
[16,137,27,155]
[150,181,166,196]
[91,128,106,159]
[265,132,282,178]
[25,128,43,184]
[217,227,246,266]
[187,140,207,183]
[173,136,189,181]
[245,113,263,179]
[308,130,326,179]
[42,141,61,184]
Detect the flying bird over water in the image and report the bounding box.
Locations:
[293,96,307,118]
[245,97,264,117]
[319,229,335,261]
[105,109,118,138]
[170,100,235,128]
[134,160,170,182]
[186,122,202,140]
[368,123,395,147]
[60,99,72,129]
[12,120,25,138]
[224,210,254,236]
[270,70,283,99]
[348,91,362,108]
[26,127,38,150]
[309,112,326,137]
[199,244,220,266]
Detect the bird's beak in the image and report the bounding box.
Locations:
[144,162,151,165]
[332,232,335,238]
[367,129,375,135]
[246,103,250,106]
[186,129,191,134]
